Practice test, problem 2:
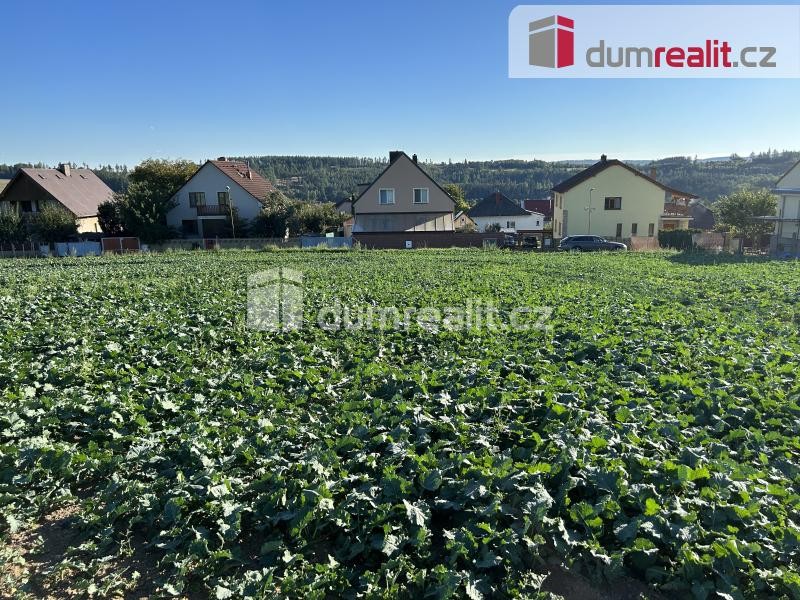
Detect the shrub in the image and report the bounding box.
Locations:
[0,208,28,245]
[30,204,78,243]
[658,228,701,250]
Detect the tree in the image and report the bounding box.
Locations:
[117,159,198,242]
[288,202,347,235]
[252,191,294,238]
[443,183,469,212]
[30,204,78,243]
[712,188,777,243]
[97,200,125,235]
[0,208,28,245]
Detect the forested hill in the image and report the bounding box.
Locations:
[0,150,796,204]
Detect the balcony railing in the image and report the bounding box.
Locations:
[196,204,230,217]
[662,202,690,216]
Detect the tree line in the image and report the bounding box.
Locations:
[1,150,797,205]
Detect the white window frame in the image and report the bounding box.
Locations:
[412,187,429,204]
[378,188,395,205]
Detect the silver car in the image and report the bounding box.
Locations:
[559,235,627,252]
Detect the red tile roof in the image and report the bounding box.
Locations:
[209,160,276,201]
[9,168,113,217]
[522,199,553,218]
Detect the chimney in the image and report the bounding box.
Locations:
[412,154,418,164]
[600,154,607,163]
[59,163,71,177]
[650,167,657,179]
[389,150,403,164]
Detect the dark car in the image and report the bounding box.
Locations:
[559,235,627,252]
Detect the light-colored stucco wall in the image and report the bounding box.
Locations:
[77,216,101,234]
[561,165,666,238]
[775,194,800,239]
[353,154,454,219]
[166,162,263,235]
[777,161,800,189]
[472,212,544,233]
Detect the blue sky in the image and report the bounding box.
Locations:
[0,0,797,166]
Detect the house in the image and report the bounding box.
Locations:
[522,198,553,226]
[453,210,477,231]
[0,164,112,233]
[467,192,544,233]
[351,151,455,232]
[166,158,276,238]
[770,158,800,256]
[334,197,354,237]
[551,155,696,239]
[689,199,716,231]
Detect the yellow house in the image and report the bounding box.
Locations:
[770,158,800,256]
[551,155,696,239]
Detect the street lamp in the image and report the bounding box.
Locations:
[585,187,596,234]
[225,185,236,239]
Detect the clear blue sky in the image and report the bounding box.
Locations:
[0,0,796,166]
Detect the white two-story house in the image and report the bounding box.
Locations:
[167,158,276,238]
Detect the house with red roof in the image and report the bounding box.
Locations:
[0,164,113,233]
[166,158,277,238]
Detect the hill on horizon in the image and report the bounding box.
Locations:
[0,150,795,205]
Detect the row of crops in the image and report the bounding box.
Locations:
[1,250,799,598]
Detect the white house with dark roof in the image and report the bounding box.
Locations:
[770,158,800,256]
[467,192,544,233]
[167,158,277,238]
[0,164,113,233]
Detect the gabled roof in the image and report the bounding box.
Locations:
[551,158,698,199]
[523,199,553,217]
[0,167,113,217]
[351,151,455,209]
[775,157,800,188]
[208,159,276,201]
[467,192,531,218]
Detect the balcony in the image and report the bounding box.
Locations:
[196,204,230,217]
[662,202,690,217]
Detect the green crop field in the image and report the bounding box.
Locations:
[1,250,799,599]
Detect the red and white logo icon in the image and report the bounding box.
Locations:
[529,15,574,68]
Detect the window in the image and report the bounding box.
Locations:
[616,223,622,238]
[189,192,205,207]
[507,221,516,229]
[631,223,638,235]
[604,197,622,210]
[413,188,429,204]
[218,191,230,205]
[648,223,655,237]
[20,201,33,213]
[379,188,395,205]
[182,219,198,235]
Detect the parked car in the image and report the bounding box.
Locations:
[500,234,539,251]
[559,235,627,252]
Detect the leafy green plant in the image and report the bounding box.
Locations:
[0,250,798,598]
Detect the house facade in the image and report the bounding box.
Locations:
[0,164,112,233]
[351,151,455,233]
[468,192,544,233]
[770,159,800,256]
[453,210,477,231]
[167,158,276,238]
[551,156,696,239]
